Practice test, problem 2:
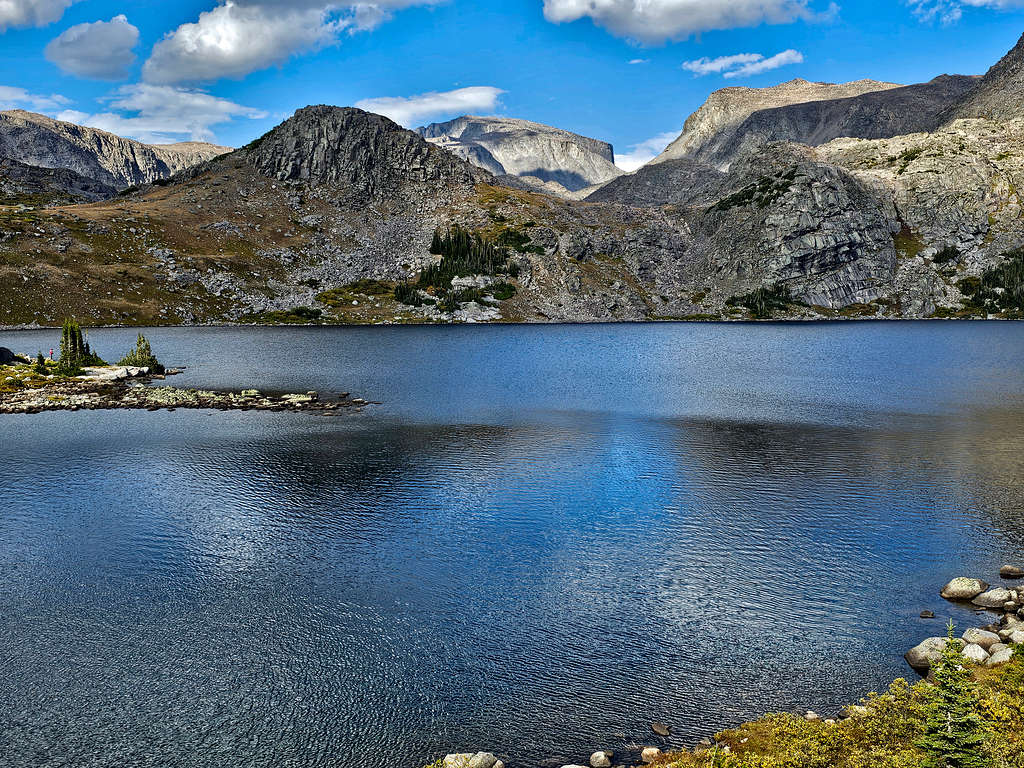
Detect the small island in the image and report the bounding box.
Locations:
[0,320,367,415]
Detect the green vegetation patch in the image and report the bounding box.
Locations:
[710,168,799,213]
[726,284,804,319]
[958,247,1024,317]
[240,306,324,325]
[658,636,1023,768]
[894,226,926,260]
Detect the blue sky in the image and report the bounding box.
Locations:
[1,0,1024,169]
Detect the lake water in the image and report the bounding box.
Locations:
[1,322,1023,768]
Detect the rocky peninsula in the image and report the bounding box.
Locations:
[0,343,367,415]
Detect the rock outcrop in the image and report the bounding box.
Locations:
[245,106,485,202]
[417,115,623,193]
[1,156,115,204]
[0,110,229,189]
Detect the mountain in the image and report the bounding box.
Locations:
[0,110,230,190]
[653,79,901,169]
[4,35,1024,328]
[948,32,1024,122]
[416,115,623,194]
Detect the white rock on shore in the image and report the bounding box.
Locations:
[963,628,1001,650]
[641,747,663,763]
[589,751,612,768]
[940,577,989,600]
[973,588,1013,608]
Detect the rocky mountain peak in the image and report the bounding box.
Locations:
[416,114,622,194]
[949,32,1024,122]
[242,105,486,198]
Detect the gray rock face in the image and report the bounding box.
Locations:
[246,106,486,202]
[949,32,1024,122]
[417,115,623,193]
[0,156,115,203]
[586,157,727,207]
[692,144,900,309]
[0,110,229,189]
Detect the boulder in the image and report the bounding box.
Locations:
[920,610,935,619]
[962,628,1001,650]
[989,643,1009,655]
[906,637,949,672]
[589,751,612,768]
[1000,565,1024,579]
[962,643,990,664]
[941,578,989,600]
[641,747,663,763]
[651,723,671,737]
[804,711,821,721]
[468,753,501,768]
[445,754,502,768]
[1011,630,1024,645]
[0,347,24,364]
[986,647,1015,667]
[973,588,1013,608]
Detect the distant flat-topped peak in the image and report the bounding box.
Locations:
[415,114,622,194]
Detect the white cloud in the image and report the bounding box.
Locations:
[59,84,266,144]
[44,15,140,80]
[614,130,679,171]
[356,86,505,127]
[725,49,804,78]
[143,1,439,84]
[683,52,764,76]
[0,0,76,32]
[0,84,70,111]
[542,0,833,43]
[628,58,650,64]
[909,0,1024,23]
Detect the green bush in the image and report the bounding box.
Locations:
[726,285,801,319]
[118,334,165,374]
[394,282,423,307]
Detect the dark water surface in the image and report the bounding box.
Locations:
[2,323,1024,768]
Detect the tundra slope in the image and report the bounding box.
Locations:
[6,34,1024,325]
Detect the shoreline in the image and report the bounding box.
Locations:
[2,317,1021,333]
[431,571,1024,768]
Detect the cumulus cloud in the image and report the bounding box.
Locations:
[0,0,76,32]
[0,84,70,111]
[614,130,679,172]
[355,86,505,127]
[909,0,1024,24]
[58,84,266,144]
[683,49,805,79]
[143,1,439,84]
[44,15,140,80]
[542,0,834,43]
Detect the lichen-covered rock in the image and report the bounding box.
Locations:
[940,578,989,601]
[974,588,1013,608]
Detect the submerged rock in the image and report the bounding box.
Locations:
[651,723,671,737]
[1001,565,1024,579]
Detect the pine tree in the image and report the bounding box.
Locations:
[918,621,991,768]
[34,351,47,375]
